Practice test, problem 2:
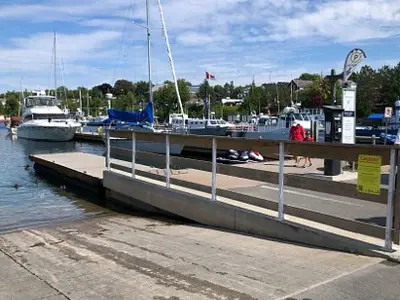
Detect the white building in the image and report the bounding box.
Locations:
[221,97,243,106]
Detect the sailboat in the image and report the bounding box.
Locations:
[103,0,184,155]
[17,32,81,141]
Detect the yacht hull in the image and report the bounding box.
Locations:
[17,122,81,142]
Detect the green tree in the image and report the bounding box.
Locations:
[351,65,381,117]
[134,81,150,103]
[213,85,227,102]
[93,83,113,97]
[154,80,190,121]
[0,101,4,115]
[4,93,20,116]
[198,79,216,104]
[299,73,321,81]
[114,79,135,96]
[177,79,191,105]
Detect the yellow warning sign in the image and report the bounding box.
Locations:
[357,155,382,195]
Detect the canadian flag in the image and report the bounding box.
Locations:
[206,72,216,80]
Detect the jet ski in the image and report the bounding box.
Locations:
[239,151,249,161]
[248,151,264,162]
[217,149,248,164]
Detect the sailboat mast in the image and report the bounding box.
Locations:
[146,0,153,109]
[86,90,90,116]
[79,88,82,112]
[156,0,184,119]
[19,77,24,116]
[53,31,57,100]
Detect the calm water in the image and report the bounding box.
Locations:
[0,123,108,233]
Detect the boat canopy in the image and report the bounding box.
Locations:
[367,113,384,119]
[107,102,154,124]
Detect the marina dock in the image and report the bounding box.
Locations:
[9,128,400,299]
[74,131,103,142]
[29,150,400,261]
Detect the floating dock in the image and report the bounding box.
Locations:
[29,152,400,261]
[74,131,103,142]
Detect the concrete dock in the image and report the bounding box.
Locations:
[29,152,400,260]
[0,151,391,299]
[2,214,399,300]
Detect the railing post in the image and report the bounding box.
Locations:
[385,149,396,251]
[278,142,285,221]
[166,134,170,188]
[393,149,400,244]
[132,132,136,179]
[372,134,376,145]
[211,138,217,201]
[106,129,110,171]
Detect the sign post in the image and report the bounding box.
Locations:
[342,86,357,144]
[384,107,392,145]
[341,49,366,145]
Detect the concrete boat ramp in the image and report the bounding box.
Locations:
[1,151,396,299]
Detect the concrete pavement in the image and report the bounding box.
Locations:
[1,214,399,300]
[231,182,387,227]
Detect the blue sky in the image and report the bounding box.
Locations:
[0,0,399,92]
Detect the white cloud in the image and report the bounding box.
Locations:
[176,32,229,46]
[0,0,399,91]
[267,0,400,42]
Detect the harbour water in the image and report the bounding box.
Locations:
[0,123,108,233]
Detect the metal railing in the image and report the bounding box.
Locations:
[105,129,400,251]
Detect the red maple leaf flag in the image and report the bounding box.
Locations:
[206,71,216,80]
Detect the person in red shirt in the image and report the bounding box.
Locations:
[289,122,305,166]
[299,131,313,167]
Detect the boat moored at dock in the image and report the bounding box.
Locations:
[17,91,81,142]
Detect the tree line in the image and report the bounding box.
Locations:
[1,63,400,120]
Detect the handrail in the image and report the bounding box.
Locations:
[108,128,396,164]
[105,128,400,250]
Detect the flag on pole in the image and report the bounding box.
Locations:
[206,72,216,80]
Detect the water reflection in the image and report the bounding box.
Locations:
[0,125,107,233]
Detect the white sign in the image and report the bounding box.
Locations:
[384,107,392,119]
[342,88,356,144]
[343,89,356,112]
[343,48,367,82]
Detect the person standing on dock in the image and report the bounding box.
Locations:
[289,122,305,166]
[299,131,313,168]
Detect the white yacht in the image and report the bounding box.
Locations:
[169,112,235,136]
[17,91,81,141]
